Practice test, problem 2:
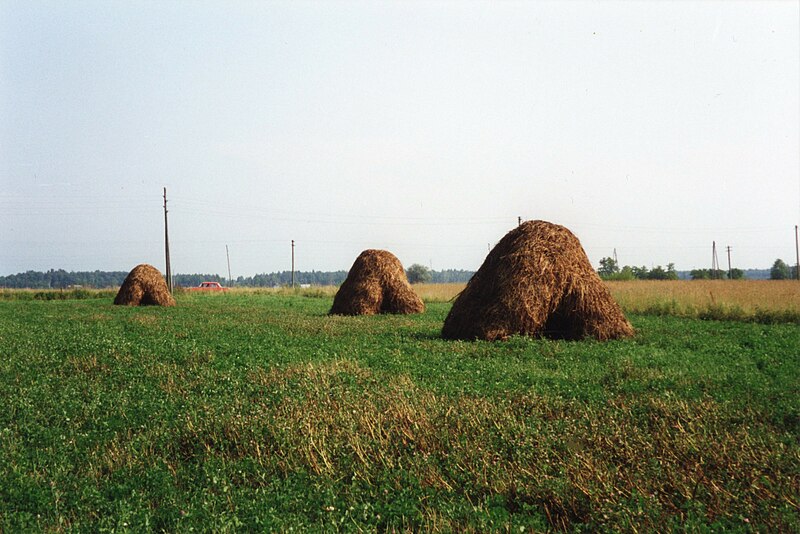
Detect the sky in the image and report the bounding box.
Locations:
[2,0,799,277]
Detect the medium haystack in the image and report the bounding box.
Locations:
[114,264,176,306]
[442,220,634,341]
[330,249,425,315]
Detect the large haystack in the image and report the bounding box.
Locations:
[114,264,176,306]
[330,250,425,315]
[442,220,634,341]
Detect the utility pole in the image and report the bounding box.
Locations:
[795,225,799,280]
[726,246,732,280]
[613,248,618,266]
[711,241,718,279]
[518,216,522,227]
[226,245,232,287]
[291,240,295,288]
[163,187,173,293]
[711,241,717,280]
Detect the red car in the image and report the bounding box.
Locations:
[186,281,229,292]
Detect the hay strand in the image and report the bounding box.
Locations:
[442,220,634,341]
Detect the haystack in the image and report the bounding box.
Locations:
[330,250,425,315]
[442,220,634,341]
[114,264,176,306]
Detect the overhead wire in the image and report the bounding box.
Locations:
[3,192,796,273]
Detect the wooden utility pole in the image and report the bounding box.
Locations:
[163,187,173,293]
[711,241,721,279]
[795,225,799,280]
[291,240,295,288]
[518,216,522,226]
[726,246,732,280]
[226,245,232,287]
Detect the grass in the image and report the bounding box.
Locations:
[412,281,800,324]
[4,280,798,324]
[607,280,800,323]
[0,288,117,301]
[0,292,798,531]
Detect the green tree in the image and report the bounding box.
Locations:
[729,268,744,280]
[666,263,679,280]
[597,257,619,279]
[615,265,635,281]
[647,266,668,280]
[406,264,432,284]
[631,266,649,280]
[771,259,790,280]
[711,269,727,280]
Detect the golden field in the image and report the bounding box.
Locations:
[204,281,800,316]
[5,280,798,321]
[605,280,800,315]
[412,280,800,320]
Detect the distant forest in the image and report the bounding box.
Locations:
[0,267,777,290]
[0,268,477,289]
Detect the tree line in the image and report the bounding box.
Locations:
[2,261,795,289]
[0,268,476,289]
[769,259,798,280]
[597,257,798,281]
[0,269,130,289]
[596,258,681,280]
[0,270,349,289]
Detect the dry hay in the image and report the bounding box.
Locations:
[330,249,425,315]
[442,220,634,341]
[114,264,176,307]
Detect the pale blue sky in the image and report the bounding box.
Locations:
[2,1,798,277]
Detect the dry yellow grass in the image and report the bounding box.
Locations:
[411,283,465,302]
[414,280,799,322]
[607,280,800,315]
[418,280,796,307]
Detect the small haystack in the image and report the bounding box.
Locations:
[114,264,176,306]
[330,249,425,315]
[442,220,634,341]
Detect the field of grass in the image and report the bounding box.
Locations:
[607,280,800,321]
[1,291,798,531]
[411,280,800,323]
[4,280,798,323]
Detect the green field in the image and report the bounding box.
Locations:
[1,292,798,531]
